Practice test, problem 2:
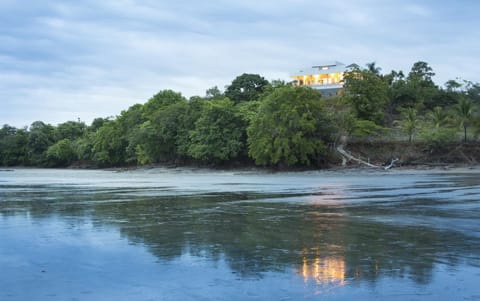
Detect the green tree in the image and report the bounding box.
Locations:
[176,97,206,158]
[366,61,382,75]
[225,74,269,104]
[388,70,418,111]
[408,61,435,83]
[129,101,190,164]
[205,86,223,99]
[344,67,389,125]
[395,108,420,143]
[445,79,462,92]
[0,125,28,166]
[126,121,158,164]
[188,98,244,163]
[27,121,56,166]
[55,120,86,141]
[143,90,185,120]
[429,88,461,108]
[73,132,95,162]
[389,62,439,112]
[456,97,474,142]
[247,86,332,166]
[92,120,127,166]
[406,61,439,111]
[428,106,449,129]
[464,81,480,104]
[96,103,147,165]
[337,113,387,141]
[46,139,77,167]
[0,125,16,165]
[90,117,108,131]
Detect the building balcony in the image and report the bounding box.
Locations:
[308,83,343,90]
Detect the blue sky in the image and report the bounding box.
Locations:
[1,0,479,127]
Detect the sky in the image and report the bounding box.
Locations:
[1,0,479,127]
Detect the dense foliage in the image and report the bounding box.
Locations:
[1,62,480,168]
[247,86,332,166]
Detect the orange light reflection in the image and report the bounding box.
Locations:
[297,255,346,286]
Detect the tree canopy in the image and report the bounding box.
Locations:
[247,86,332,166]
[344,67,389,125]
[225,73,269,104]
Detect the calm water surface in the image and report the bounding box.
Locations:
[1,168,479,300]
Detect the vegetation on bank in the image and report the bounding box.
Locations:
[1,62,480,168]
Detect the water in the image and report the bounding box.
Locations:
[1,168,479,300]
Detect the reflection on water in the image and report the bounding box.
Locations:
[298,254,346,286]
[1,168,480,300]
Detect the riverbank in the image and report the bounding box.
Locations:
[3,142,480,173]
[335,141,480,167]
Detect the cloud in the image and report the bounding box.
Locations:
[1,0,480,127]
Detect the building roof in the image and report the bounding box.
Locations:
[291,61,356,76]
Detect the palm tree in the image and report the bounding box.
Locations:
[395,108,419,143]
[366,62,382,76]
[456,97,474,142]
[428,106,449,129]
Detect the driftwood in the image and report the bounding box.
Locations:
[384,158,399,170]
[336,145,380,168]
[336,145,398,170]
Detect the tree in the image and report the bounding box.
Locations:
[97,103,148,165]
[126,121,158,164]
[408,61,435,82]
[366,61,382,75]
[143,90,185,120]
[456,97,474,142]
[92,120,127,166]
[205,86,223,99]
[55,120,86,141]
[388,70,418,111]
[142,101,190,163]
[247,86,332,166]
[406,61,439,111]
[427,106,449,129]
[73,132,96,162]
[46,139,76,167]
[464,81,480,104]
[27,121,56,165]
[395,108,420,143]
[0,125,28,166]
[225,74,269,104]
[334,111,386,142]
[176,97,206,157]
[429,88,461,108]
[344,67,389,125]
[90,117,108,131]
[445,80,462,92]
[188,98,245,163]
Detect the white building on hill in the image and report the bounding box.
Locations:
[290,61,357,98]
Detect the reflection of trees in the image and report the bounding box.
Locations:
[2,185,479,285]
[87,192,478,284]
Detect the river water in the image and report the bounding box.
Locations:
[0,168,479,300]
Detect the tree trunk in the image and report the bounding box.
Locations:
[336,145,379,168]
[464,125,467,143]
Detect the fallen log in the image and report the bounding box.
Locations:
[336,144,399,170]
[384,158,399,170]
[336,145,380,168]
